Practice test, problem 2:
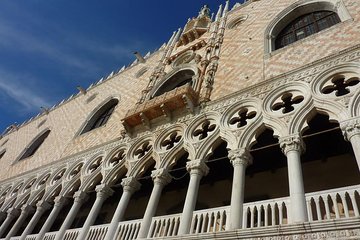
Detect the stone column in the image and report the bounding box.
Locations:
[342,122,360,171]
[19,201,51,240]
[0,209,19,238]
[227,149,252,230]
[138,168,172,238]
[103,177,140,240]
[76,184,113,240]
[280,135,308,223]
[35,196,66,240]
[54,191,87,240]
[5,205,34,240]
[178,160,209,235]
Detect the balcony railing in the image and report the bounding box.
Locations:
[122,84,199,129]
[4,185,360,240]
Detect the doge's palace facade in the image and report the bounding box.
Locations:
[0,0,359,239]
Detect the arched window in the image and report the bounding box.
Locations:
[152,70,194,98]
[19,130,51,160]
[275,11,340,50]
[81,99,119,134]
[0,150,5,159]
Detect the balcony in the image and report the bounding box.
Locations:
[9,185,360,240]
[122,84,199,130]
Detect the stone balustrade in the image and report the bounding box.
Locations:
[1,184,359,240]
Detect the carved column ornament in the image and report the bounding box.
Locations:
[342,121,360,141]
[279,134,305,155]
[95,184,114,199]
[35,201,51,212]
[186,159,209,176]
[228,148,253,167]
[151,168,172,186]
[73,191,88,203]
[121,177,141,194]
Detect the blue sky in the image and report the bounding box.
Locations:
[0,0,239,133]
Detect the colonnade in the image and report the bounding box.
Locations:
[0,128,359,240]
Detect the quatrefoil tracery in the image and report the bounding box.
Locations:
[134,141,152,159]
[89,158,103,173]
[272,93,304,114]
[53,169,66,182]
[193,120,216,140]
[229,108,256,128]
[321,76,360,97]
[70,163,83,178]
[161,132,182,150]
[110,150,126,166]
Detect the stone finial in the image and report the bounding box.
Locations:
[215,4,223,22]
[198,5,211,18]
[151,168,172,185]
[186,159,209,176]
[228,148,253,167]
[279,134,305,155]
[121,177,141,194]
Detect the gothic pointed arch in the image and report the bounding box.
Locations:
[264,0,351,53]
[79,98,119,135]
[150,67,197,98]
[16,129,51,162]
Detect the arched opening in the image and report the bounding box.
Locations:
[152,70,194,98]
[124,161,156,221]
[18,130,51,161]
[81,99,118,134]
[301,113,360,191]
[246,128,289,201]
[275,11,340,50]
[155,152,189,216]
[265,0,351,53]
[70,175,103,229]
[0,150,5,160]
[196,141,233,210]
[94,166,128,225]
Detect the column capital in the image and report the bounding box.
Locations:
[73,191,88,203]
[228,148,253,167]
[20,205,34,214]
[279,134,305,155]
[151,168,172,186]
[186,159,209,176]
[54,196,66,207]
[95,184,114,199]
[121,177,141,194]
[6,208,19,217]
[36,201,51,212]
[341,120,360,141]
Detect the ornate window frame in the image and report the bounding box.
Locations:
[149,65,199,99]
[14,128,51,164]
[77,97,120,136]
[264,0,352,55]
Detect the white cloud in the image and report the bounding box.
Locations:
[0,69,50,112]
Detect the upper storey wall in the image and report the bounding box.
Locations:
[211,0,359,100]
[0,51,162,181]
